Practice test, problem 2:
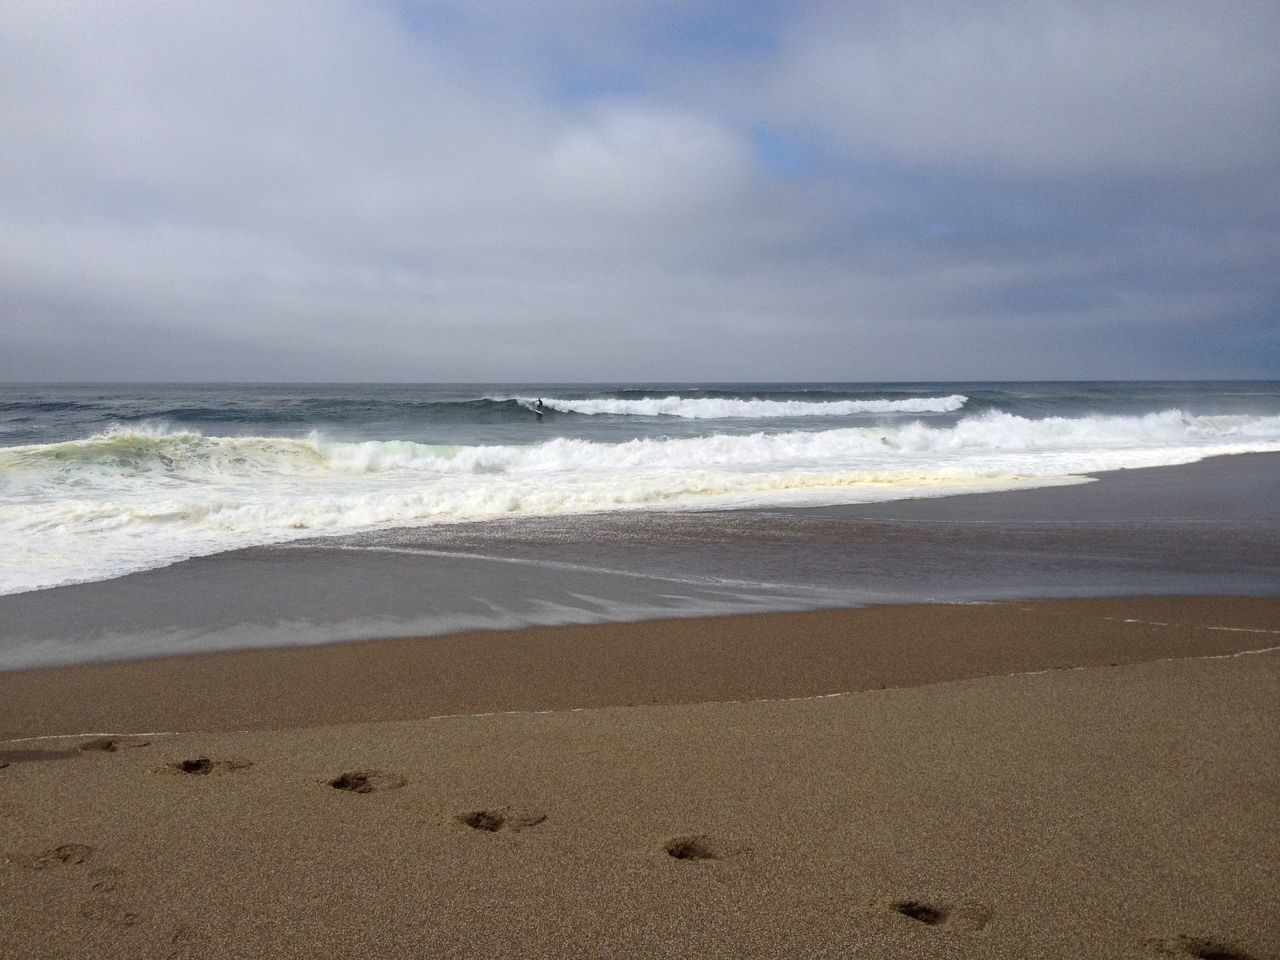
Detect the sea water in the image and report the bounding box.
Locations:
[2,381,1279,596]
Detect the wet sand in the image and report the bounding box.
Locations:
[2,597,1278,958]
[2,595,1280,738]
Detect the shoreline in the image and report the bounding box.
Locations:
[3,594,1278,740]
[3,450,1278,672]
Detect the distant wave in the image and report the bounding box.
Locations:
[4,409,1280,596]
[530,394,969,418]
[0,399,95,413]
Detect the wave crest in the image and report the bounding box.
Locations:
[534,394,968,418]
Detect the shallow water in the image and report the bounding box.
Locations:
[2,453,1276,669]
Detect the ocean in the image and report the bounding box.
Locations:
[3,381,1280,600]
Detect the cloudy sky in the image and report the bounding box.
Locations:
[2,0,1277,381]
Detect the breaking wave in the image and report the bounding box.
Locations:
[3,408,1279,595]
[531,394,968,418]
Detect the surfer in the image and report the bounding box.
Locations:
[534,398,544,417]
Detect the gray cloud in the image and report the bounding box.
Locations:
[768,1,1280,174]
[0,0,1276,381]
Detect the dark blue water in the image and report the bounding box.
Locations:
[3,381,1278,447]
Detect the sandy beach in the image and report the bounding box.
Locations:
[4,0,1279,951]
[3,597,1278,959]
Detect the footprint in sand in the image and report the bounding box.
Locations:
[27,843,95,869]
[457,808,547,833]
[891,899,948,925]
[80,899,141,927]
[878,897,992,932]
[326,769,407,793]
[1147,934,1257,960]
[79,737,150,753]
[89,865,126,893]
[160,757,252,776]
[663,835,724,861]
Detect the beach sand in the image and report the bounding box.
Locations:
[2,597,1278,958]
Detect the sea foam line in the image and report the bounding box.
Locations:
[316,543,846,595]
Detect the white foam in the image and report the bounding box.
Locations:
[532,394,968,417]
[2,408,1279,595]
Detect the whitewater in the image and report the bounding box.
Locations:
[3,382,1280,596]
[529,394,969,418]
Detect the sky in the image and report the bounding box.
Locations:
[1,0,1277,381]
